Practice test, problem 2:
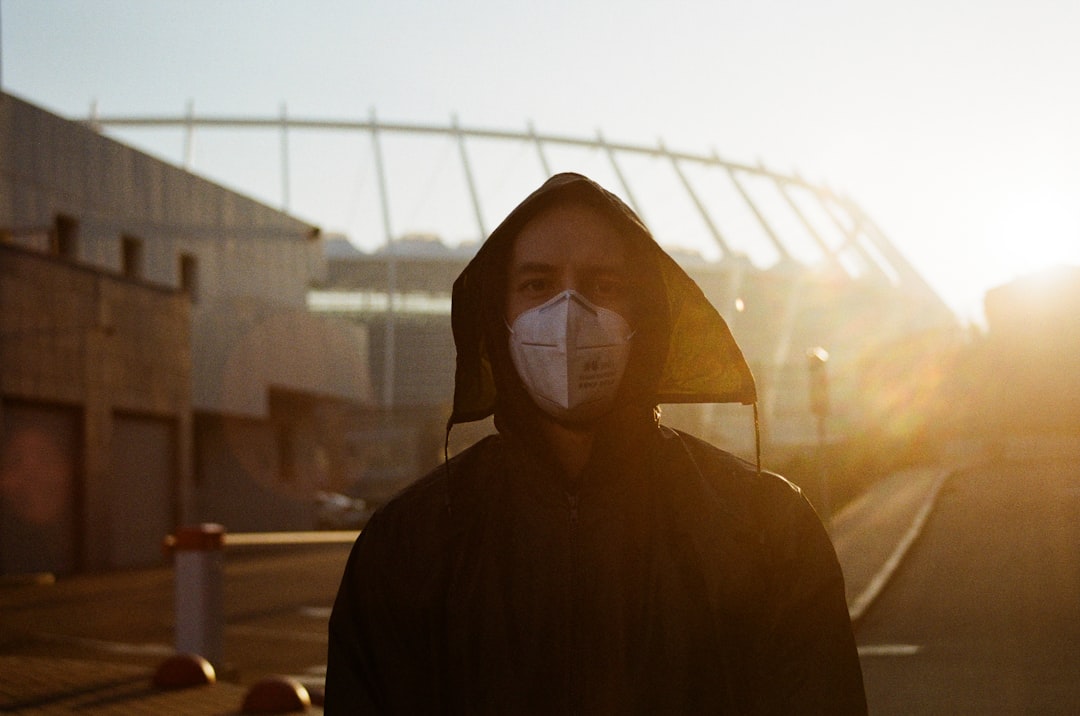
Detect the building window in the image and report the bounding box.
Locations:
[179,253,199,300]
[53,214,79,259]
[121,234,143,279]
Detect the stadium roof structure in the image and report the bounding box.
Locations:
[83,108,942,300]
[83,108,959,448]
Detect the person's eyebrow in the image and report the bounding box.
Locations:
[511,260,557,274]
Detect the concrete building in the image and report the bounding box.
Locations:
[0,244,190,573]
[0,93,373,574]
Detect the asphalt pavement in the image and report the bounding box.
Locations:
[856,436,1080,714]
[0,546,348,714]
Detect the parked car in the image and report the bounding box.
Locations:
[314,490,373,530]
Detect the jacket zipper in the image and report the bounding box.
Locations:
[566,493,579,526]
[565,491,581,711]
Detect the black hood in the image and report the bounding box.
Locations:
[448,172,756,427]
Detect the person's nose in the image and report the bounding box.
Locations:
[560,269,584,295]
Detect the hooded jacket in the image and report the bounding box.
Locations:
[326,173,867,714]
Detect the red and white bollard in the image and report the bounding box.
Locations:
[167,523,226,667]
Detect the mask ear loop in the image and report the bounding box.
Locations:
[753,401,762,477]
[443,418,454,517]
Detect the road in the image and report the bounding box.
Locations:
[856,437,1080,714]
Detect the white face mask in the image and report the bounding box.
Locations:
[508,290,634,422]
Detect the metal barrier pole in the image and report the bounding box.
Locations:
[169,523,226,667]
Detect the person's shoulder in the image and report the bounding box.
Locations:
[659,427,801,500]
[657,426,813,541]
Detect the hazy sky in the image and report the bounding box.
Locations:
[3,0,1079,323]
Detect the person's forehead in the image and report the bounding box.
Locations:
[510,202,630,266]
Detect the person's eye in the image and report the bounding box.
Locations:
[519,277,550,294]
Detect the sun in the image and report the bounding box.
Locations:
[982,185,1080,281]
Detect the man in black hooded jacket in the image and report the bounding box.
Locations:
[326,173,867,714]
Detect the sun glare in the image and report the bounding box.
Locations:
[983,186,1080,280]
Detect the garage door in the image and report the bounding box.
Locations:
[0,402,80,576]
[109,414,176,569]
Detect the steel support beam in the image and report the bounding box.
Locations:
[814,190,892,283]
[279,103,291,212]
[775,179,845,273]
[842,196,950,314]
[370,108,397,408]
[724,161,790,262]
[598,129,644,219]
[183,100,195,170]
[453,114,487,240]
[528,121,553,177]
[662,139,734,258]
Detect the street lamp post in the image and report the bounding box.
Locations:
[807,347,831,527]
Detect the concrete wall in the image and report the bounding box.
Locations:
[0,245,191,573]
[0,92,322,309]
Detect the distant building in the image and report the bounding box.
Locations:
[0,93,374,574]
[980,265,1080,432]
